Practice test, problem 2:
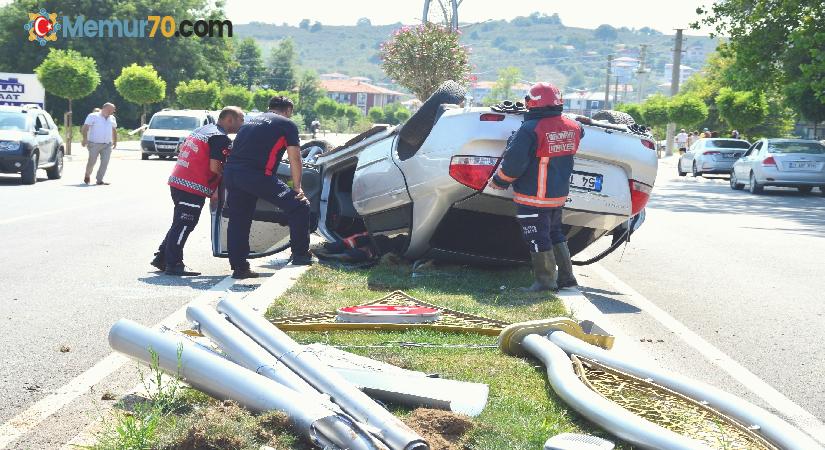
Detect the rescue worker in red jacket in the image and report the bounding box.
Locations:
[150,106,245,276]
[488,82,583,291]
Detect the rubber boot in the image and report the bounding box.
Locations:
[522,251,558,292]
[553,242,578,289]
[150,252,166,271]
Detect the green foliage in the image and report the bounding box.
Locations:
[35,49,100,102]
[220,85,253,110]
[114,64,166,107]
[489,67,523,103]
[366,103,411,125]
[229,38,265,88]
[175,79,220,110]
[615,103,645,123]
[715,88,768,134]
[265,38,297,90]
[252,88,299,111]
[314,97,339,119]
[394,107,411,123]
[641,94,671,127]
[368,106,384,123]
[594,24,618,41]
[381,23,471,100]
[667,95,708,128]
[296,71,324,126]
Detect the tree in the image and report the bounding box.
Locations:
[368,107,384,123]
[253,88,278,111]
[394,108,411,123]
[266,38,297,91]
[356,17,372,27]
[314,97,339,119]
[35,49,100,154]
[175,80,220,110]
[668,95,708,128]
[296,71,324,127]
[342,104,361,125]
[488,67,522,103]
[715,88,768,136]
[641,95,671,128]
[114,64,166,126]
[220,85,253,110]
[594,24,618,41]
[309,22,323,33]
[229,38,265,88]
[381,23,471,101]
[299,19,310,30]
[615,103,645,124]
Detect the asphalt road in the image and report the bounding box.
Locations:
[577,155,825,427]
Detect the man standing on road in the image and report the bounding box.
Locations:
[223,96,313,279]
[676,128,689,155]
[487,82,583,292]
[81,103,117,185]
[151,107,244,276]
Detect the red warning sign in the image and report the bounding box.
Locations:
[336,305,441,324]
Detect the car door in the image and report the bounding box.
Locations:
[210,163,322,258]
[34,114,55,164]
[682,141,700,170]
[734,144,754,179]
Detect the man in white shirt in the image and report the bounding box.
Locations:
[676,128,689,155]
[81,103,117,185]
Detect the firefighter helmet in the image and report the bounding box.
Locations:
[525,82,563,109]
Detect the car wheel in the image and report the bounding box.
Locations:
[749,172,764,194]
[730,170,744,190]
[797,186,812,194]
[141,153,149,160]
[21,153,37,185]
[46,148,63,180]
[397,80,466,161]
[591,110,636,125]
[677,160,686,176]
[692,162,701,177]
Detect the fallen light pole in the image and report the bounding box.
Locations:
[217,297,429,450]
[108,319,385,450]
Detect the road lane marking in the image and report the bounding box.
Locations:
[590,262,825,445]
[0,275,237,449]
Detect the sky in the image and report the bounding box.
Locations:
[224,0,714,35]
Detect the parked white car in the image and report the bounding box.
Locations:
[140,109,215,160]
[678,138,751,177]
[731,138,825,195]
[211,82,658,265]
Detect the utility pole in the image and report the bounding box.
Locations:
[636,44,648,103]
[614,75,620,106]
[604,54,613,110]
[665,29,684,157]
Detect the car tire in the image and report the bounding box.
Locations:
[591,109,636,125]
[21,153,37,185]
[692,162,701,177]
[46,148,63,180]
[397,80,466,161]
[729,170,744,190]
[797,186,812,194]
[300,139,332,158]
[141,153,149,160]
[677,160,686,176]
[749,172,763,194]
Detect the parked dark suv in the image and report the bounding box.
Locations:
[0,105,64,184]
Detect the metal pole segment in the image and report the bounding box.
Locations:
[548,331,824,450]
[217,297,429,450]
[108,319,381,450]
[521,334,709,450]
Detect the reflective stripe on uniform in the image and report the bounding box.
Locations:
[264,136,287,176]
[513,192,566,208]
[178,201,201,208]
[495,168,517,183]
[536,156,549,198]
[168,175,212,196]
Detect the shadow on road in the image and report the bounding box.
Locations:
[651,179,825,238]
[0,175,48,185]
[138,273,227,290]
[579,286,642,315]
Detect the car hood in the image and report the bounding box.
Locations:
[0,130,32,142]
[142,129,191,139]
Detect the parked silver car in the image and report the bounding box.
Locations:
[730,139,825,194]
[678,138,750,177]
[210,82,658,265]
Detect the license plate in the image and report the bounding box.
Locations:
[570,171,603,192]
[788,161,818,169]
[723,153,737,158]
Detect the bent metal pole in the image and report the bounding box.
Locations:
[108,319,382,450]
[217,297,429,450]
[548,331,824,450]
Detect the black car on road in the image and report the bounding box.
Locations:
[0,105,64,184]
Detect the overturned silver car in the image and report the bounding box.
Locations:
[211,82,658,265]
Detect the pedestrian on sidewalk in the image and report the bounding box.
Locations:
[151,106,245,276]
[80,103,117,185]
[688,130,699,148]
[223,96,313,280]
[676,128,689,155]
[487,82,582,292]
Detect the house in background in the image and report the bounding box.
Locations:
[469,81,531,105]
[320,79,404,114]
[319,72,350,81]
[563,91,613,117]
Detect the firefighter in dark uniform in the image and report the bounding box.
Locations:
[223,96,312,279]
[488,82,583,291]
[151,106,245,276]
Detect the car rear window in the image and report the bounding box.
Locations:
[705,140,750,149]
[768,142,825,154]
[149,115,199,131]
[0,112,28,131]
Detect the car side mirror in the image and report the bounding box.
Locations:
[35,128,49,135]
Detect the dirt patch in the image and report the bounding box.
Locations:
[404,408,474,450]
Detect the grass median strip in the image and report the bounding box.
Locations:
[92,260,623,449]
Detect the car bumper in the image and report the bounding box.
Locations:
[758,167,825,186]
[701,160,736,173]
[141,141,180,155]
[0,154,29,173]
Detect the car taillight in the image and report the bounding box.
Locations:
[703,151,720,155]
[629,180,652,216]
[762,156,777,167]
[480,113,505,122]
[449,156,500,190]
[641,140,655,150]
